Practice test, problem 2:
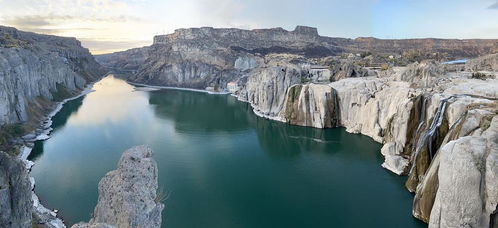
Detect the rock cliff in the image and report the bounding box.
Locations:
[0,26,104,127]
[72,145,164,228]
[0,26,105,228]
[96,26,498,90]
[0,151,32,228]
[34,25,498,227]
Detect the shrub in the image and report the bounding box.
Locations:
[471,72,489,80]
[403,49,421,63]
[381,64,389,71]
[300,76,311,83]
[0,124,25,154]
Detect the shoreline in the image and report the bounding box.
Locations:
[16,81,99,228]
[127,81,231,95]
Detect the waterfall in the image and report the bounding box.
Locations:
[333,89,340,127]
[410,95,429,160]
[413,95,454,161]
[415,95,429,136]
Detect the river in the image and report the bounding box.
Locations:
[29,75,425,228]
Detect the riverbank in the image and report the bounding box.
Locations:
[15,80,100,228]
[29,76,425,227]
[128,81,231,95]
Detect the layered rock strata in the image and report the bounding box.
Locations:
[96,26,498,90]
[0,26,104,126]
[237,64,498,228]
[97,26,498,227]
[0,26,105,228]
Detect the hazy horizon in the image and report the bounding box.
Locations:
[1,0,498,54]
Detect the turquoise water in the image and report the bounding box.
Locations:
[29,75,425,228]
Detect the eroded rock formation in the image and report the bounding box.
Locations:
[466,53,498,72]
[0,26,104,127]
[0,152,32,228]
[233,60,498,227]
[96,26,498,227]
[72,145,164,228]
[96,26,498,90]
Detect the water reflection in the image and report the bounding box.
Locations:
[149,89,254,133]
[29,75,426,228]
[68,76,150,126]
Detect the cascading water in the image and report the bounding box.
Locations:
[413,95,455,162]
[333,89,340,127]
[415,95,429,137]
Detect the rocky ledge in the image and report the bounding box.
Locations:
[96,26,498,91]
[73,145,164,228]
[99,27,498,227]
[233,58,498,228]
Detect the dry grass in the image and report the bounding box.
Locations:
[155,186,171,204]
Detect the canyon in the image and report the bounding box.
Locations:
[1,25,498,228]
[97,26,498,228]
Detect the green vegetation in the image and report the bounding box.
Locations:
[402,49,422,63]
[300,76,311,83]
[51,83,73,102]
[289,85,302,102]
[0,123,26,155]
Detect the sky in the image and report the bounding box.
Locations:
[0,0,497,54]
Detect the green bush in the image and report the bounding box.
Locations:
[0,124,25,153]
[300,76,311,83]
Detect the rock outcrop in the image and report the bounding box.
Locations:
[283,84,339,128]
[72,145,164,228]
[96,26,498,90]
[95,47,151,73]
[429,132,497,228]
[0,151,32,228]
[395,61,446,87]
[466,53,498,72]
[233,56,498,226]
[236,64,302,119]
[0,26,104,127]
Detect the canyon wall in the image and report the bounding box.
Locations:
[235,62,498,228]
[98,26,498,227]
[0,25,104,127]
[0,26,104,228]
[96,26,498,90]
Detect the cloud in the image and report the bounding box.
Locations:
[489,2,498,9]
[79,39,152,54]
[3,14,144,27]
[0,0,152,53]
